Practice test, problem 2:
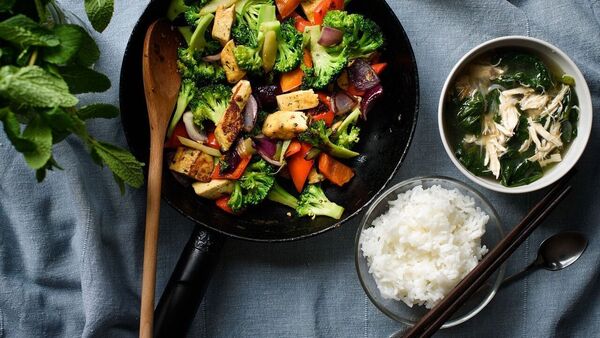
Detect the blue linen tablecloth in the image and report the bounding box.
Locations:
[1,0,599,337]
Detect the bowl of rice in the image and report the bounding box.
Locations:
[355,176,504,328]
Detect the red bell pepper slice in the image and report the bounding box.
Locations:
[211,156,252,180]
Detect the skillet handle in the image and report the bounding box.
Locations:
[154,226,224,338]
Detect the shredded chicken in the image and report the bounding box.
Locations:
[455,64,505,100]
[541,84,570,118]
[498,88,530,135]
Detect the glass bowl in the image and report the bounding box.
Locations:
[355,176,505,328]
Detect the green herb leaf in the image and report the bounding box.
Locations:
[43,24,84,65]
[75,29,100,67]
[77,103,119,120]
[0,65,78,107]
[84,0,114,33]
[58,65,110,94]
[21,114,52,169]
[41,107,87,143]
[0,14,59,47]
[90,140,144,188]
[0,107,36,152]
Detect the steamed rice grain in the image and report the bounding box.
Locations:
[360,185,489,309]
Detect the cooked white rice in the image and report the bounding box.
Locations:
[360,184,489,309]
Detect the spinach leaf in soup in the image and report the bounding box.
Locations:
[494,53,553,92]
[456,143,490,176]
[500,155,543,187]
[455,91,485,134]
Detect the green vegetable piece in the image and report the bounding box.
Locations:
[0,65,78,107]
[274,20,302,73]
[168,79,196,137]
[90,140,145,188]
[43,24,84,66]
[267,181,299,209]
[298,120,359,159]
[234,44,263,74]
[494,53,553,92]
[77,103,120,120]
[0,107,36,152]
[499,156,543,187]
[455,91,484,134]
[21,115,52,169]
[302,26,348,90]
[58,65,111,94]
[334,107,361,150]
[0,14,59,47]
[455,143,490,177]
[322,10,384,59]
[84,0,114,33]
[296,184,344,219]
[227,159,275,212]
[560,74,575,86]
[190,84,231,127]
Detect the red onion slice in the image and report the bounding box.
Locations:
[258,150,283,166]
[318,27,344,47]
[243,95,258,132]
[182,112,207,142]
[332,91,357,115]
[201,52,221,62]
[254,136,277,158]
[360,84,383,120]
[348,59,380,91]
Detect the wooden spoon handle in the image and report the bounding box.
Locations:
[140,133,165,338]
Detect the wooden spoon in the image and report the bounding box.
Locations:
[140,19,181,338]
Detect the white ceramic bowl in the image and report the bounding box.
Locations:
[438,36,592,193]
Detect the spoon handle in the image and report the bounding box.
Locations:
[140,133,165,338]
[500,260,540,288]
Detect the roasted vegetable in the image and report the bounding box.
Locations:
[177,48,227,83]
[190,84,231,127]
[168,79,197,137]
[296,184,344,219]
[322,10,384,59]
[267,181,299,208]
[274,20,303,73]
[298,120,359,158]
[333,107,360,149]
[302,25,348,89]
[227,159,275,211]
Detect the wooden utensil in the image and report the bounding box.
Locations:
[140,19,181,338]
[402,170,575,338]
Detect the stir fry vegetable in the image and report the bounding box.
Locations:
[165,0,386,218]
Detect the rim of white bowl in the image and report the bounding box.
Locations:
[438,35,593,194]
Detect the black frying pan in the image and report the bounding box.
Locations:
[120,0,418,335]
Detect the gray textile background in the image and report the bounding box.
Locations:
[0,0,599,337]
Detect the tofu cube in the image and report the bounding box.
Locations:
[192,179,235,200]
[220,40,246,84]
[276,89,320,111]
[169,147,214,182]
[212,5,235,46]
[214,80,252,151]
[262,111,308,139]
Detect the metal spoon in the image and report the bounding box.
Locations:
[501,231,588,288]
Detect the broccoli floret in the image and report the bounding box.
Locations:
[167,79,197,137]
[333,107,361,149]
[190,84,231,127]
[267,181,299,209]
[298,120,359,159]
[167,0,190,21]
[234,44,263,74]
[302,25,348,89]
[274,20,303,73]
[323,10,384,59]
[227,159,275,212]
[187,13,216,52]
[296,185,344,219]
[177,48,226,83]
[232,19,259,47]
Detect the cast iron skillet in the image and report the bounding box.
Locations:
[120,0,418,335]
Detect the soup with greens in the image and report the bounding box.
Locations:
[446,50,579,187]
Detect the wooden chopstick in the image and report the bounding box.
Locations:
[403,171,575,338]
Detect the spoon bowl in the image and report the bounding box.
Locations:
[538,231,588,271]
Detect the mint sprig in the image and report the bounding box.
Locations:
[0,1,144,192]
